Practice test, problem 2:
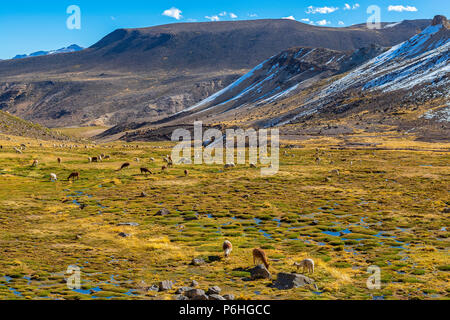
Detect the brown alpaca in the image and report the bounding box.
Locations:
[92,157,99,162]
[67,172,80,181]
[223,240,233,258]
[140,167,152,175]
[161,165,167,172]
[168,161,173,168]
[253,248,270,269]
[117,163,130,171]
[57,158,62,164]
[184,169,189,177]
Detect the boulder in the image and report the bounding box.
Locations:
[207,286,222,295]
[223,294,235,300]
[175,286,192,294]
[190,280,199,287]
[208,294,226,300]
[158,280,173,291]
[250,264,271,280]
[175,294,189,300]
[191,258,206,266]
[155,208,170,216]
[185,289,206,299]
[273,272,314,290]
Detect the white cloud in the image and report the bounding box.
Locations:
[230,13,238,19]
[282,16,296,21]
[248,13,258,17]
[316,19,331,25]
[219,11,227,16]
[344,3,360,10]
[388,5,418,12]
[306,6,339,14]
[110,16,116,21]
[205,15,220,21]
[162,7,183,20]
[338,21,345,25]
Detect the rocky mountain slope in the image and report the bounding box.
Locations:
[0,110,69,141]
[0,19,430,128]
[113,16,449,142]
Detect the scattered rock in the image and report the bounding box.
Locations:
[191,258,206,266]
[250,264,272,280]
[148,284,159,292]
[159,280,173,291]
[117,222,139,227]
[223,294,235,300]
[190,280,199,287]
[273,272,314,290]
[185,289,206,299]
[208,294,226,300]
[118,232,130,238]
[175,294,189,300]
[191,294,209,300]
[176,287,191,294]
[207,286,222,295]
[155,208,170,216]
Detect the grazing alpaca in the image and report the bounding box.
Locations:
[117,163,130,171]
[57,158,62,164]
[31,160,39,167]
[253,248,270,269]
[223,240,233,258]
[67,172,80,181]
[92,157,99,162]
[50,173,57,181]
[140,167,152,175]
[184,169,189,177]
[294,259,315,274]
[161,165,167,172]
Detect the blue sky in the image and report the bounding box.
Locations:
[0,0,448,59]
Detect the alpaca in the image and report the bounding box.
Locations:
[117,163,130,171]
[184,169,189,177]
[223,240,233,258]
[161,165,168,172]
[140,168,152,175]
[57,158,62,164]
[67,172,80,181]
[253,248,270,269]
[50,173,57,181]
[31,160,39,167]
[294,259,315,274]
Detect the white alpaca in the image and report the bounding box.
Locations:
[294,259,315,274]
[50,173,57,181]
[223,240,233,258]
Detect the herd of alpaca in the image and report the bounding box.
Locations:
[22,147,315,275]
[223,240,314,274]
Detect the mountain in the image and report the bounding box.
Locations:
[12,44,84,60]
[112,16,449,142]
[0,110,68,141]
[0,19,431,128]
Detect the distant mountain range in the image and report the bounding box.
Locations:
[11,44,84,60]
[0,18,431,128]
[107,15,449,142]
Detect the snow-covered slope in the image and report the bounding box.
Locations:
[324,17,449,95]
[12,44,84,60]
